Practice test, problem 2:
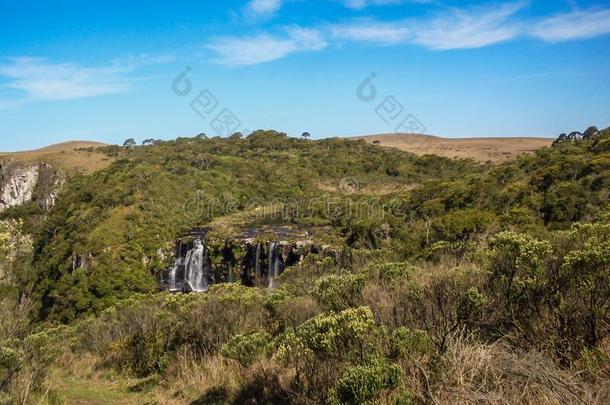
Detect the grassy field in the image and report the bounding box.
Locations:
[0,141,113,173]
[353,133,553,162]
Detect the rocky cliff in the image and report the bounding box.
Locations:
[0,160,64,212]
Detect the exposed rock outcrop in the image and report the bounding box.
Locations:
[157,229,338,293]
[0,160,63,212]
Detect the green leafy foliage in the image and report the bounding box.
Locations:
[311,274,365,312]
[330,360,402,405]
[390,327,433,359]
[2,127,610,403]
[222,331,271,367]
[283,306,378,360]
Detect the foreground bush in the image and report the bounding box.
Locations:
[330,360,402,405]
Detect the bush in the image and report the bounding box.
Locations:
[292,306,377,360]
[390,327,433,359]
[330,360,402,405]
[110,308,178,376]
[365,262,414,282]
[557,224,610,351]
[222,331,271,367]
[486,231,552,334]
[311,274,365,312]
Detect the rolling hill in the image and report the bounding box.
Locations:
[0,141,111,173]
[1,134,554,172]
[1,129,609,404]
[353,133,553,162]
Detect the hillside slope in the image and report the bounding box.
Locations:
[0,141,112,173]
[31,132,479,321]
[353,133,553,162]
[1,128,609,404]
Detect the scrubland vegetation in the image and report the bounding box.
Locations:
[1,128,609,404]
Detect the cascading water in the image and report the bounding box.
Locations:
[184,239,209,292]
[169,264,178,290]
[267,241,284,289]
[159,232,303,293]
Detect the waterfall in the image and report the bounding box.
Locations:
[159,231,304,293]
[176,240,183,258]
[184,239,209,292]
[169,265,177,288]
[267,241,284,289]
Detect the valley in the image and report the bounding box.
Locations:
[1,129,609,404]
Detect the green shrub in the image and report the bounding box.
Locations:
[432,209,496,244]
[366,262,414,282]
[458,287,487,322]
[558,224,610,349]
[330,360,402,405]
[487,231,552,324]
[222,331,271,367]
[311,274,365,312]
[114,309,178,376]
[390,328,433,358]
[295,306,377,359]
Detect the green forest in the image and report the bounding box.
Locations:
[1,127,609,404]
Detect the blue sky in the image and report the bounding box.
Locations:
[1,0,610,151]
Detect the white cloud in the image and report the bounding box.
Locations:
[331,2,526,50]
[207,27,327,66]
[412,1,526,50]
[0,57,129,101]
[244,0,283,19]
[413,2,525,50]
[331,20,411,45]
[529,8,610,42]
[207,2,610,66]
[0,54,172,107]
[340,0,405,9]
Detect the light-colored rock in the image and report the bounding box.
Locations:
[0,161,64,212]
[0,162,39,212]
[42,176,65,211]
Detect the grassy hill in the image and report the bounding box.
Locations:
[0,141,112,173]
[1,128,609,404]
[353,133,553,162]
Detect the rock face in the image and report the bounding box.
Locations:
[157,230,321,293]
[0,160,63,212]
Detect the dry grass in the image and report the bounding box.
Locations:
[433,335,607,405]
[353,133,553,162]
[0,141,113,174]
[160,353,242,403]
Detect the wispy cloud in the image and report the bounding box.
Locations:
[332,2,525,49]
[0,54,172,108]
[0,57,130,104]
[530,8,610,42]
[340,0,405,9]
[412,1,526,50]
[331,19,411,45]
[244,0,284,20]
[207,27,327,66]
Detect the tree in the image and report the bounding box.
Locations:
[583,126,599,139]
[372,140,380,145]
[142,139,154,146]
[123,138,136,148]
[301,132,311,139]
